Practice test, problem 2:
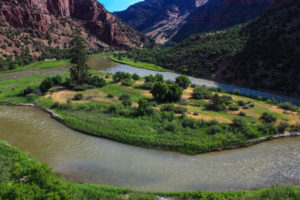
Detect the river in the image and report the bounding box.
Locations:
[0,55,300,192]
[0,105,300,192]
[0,55,299,105]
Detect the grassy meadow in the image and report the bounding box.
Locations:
[0,72,299,154]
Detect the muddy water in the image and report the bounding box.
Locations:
[0,105,299,192]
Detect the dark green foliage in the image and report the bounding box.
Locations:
[87,76,106,88]
[278,122,289,134]
[122,79,134,86]
[122,99,132,107]
[151,82,182,102]
[51,75,62,85]
[107,94,115,98]
[119,94,131,101]
[229,104,240,111]
[136,99,153,116]
[145,74,163,83]
[258,123,278,135]
[238,100,246,106]
[25,93,38,102]
[23,86,34,96]
[192,87,213,99]
[279,102,299,112]
[69,30,89,85]
[206,94,227,111]
[132,73,140,80]
[207,125,221,135]
[175,75,191,89]
[39,77,54,93]
[239,111,246,116]
[260,112,277,123]
[113,72,132,82]
[138,82,154,90]
[73,94,83,101]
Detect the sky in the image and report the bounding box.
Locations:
[98,0,144,12]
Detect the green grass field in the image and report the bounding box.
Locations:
[110,56,172,72]
[34,60,70,70]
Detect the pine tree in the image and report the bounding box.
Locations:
[69,30,89,85]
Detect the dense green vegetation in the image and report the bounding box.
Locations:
[1,140,300,200]
[117,0,300,97]
[0,70,299,155]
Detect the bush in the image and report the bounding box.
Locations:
[25,93,38,101]
[175,75,191,89]
[122,79,134,86]
[258,123,278,135]
[132,73,140,80]
[237,100,246,106]
[119,94,131,101]
[164,122,179,132]
[107,94,114,98]
[23,86,34,96]
[136,99,153,116]
[160,111,175,122]
[122,99,132,107]
[206,94,227,111]
[39,77,54,93]
[279,102,299,112]
[260,112,277,123]
[113,72,132,82]
[290,123,300,132]
[182,117,198,129]
[207,125,221,135]
[51,75,62,85]
[173,106,187,114]
[161,104,175,112]
[151,82,182,102]
[192,87,212,99]
[145,74,164,83]
[233,89,240,95]
[278,122,289,134]
[239,111,246,116]
[88,76,106,88]
[229,104,240,111]
[139,82,154,90]
[73,93,83,101]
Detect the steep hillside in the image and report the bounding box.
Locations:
[116,0,273,43]
[173,0,273,42]
[122,0,300,97]
[0,0,150,59]
[116,0,208,44]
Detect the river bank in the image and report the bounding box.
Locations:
[3,100,300,155]
[1,138,299,199]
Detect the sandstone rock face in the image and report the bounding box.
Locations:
[0,0,150,57]
[116,0,274,43]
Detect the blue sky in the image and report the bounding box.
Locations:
[98,0,144,12]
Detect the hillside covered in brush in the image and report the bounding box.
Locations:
[0,0,151,60]
[121,0,300,97]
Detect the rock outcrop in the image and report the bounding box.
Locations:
[116,0,274,43]
[0,0,151,57]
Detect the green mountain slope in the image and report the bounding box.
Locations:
[123,0,300,97]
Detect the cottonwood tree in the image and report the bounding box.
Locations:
[69,30,89,85]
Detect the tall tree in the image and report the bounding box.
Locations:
[70,30,89,85]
